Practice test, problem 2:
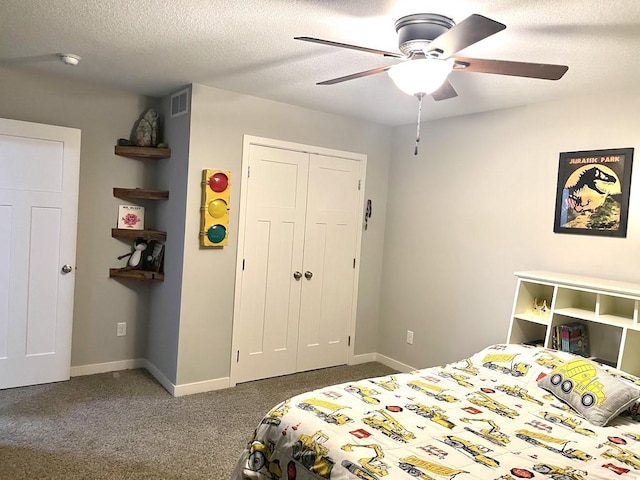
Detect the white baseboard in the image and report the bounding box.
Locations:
[374,353,416,373]
[349,352,377,365]
[350,351,416,372]
[71,358,232,397]
[70,358,146,377]
[173,377,230,397]
[143,359,176,396]
[70,353,413,396]
[143,359,230,397]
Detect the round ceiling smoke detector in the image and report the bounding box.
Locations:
[58,53,81,66]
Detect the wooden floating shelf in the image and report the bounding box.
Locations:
[109,268,164,282]
[111,228,167,242]
[113,187,169,200]
[114,146,171,160]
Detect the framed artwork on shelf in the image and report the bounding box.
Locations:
[117,204,145,230]
[553,147,634,237]
[145,242,165,273]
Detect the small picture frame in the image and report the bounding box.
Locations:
[118,205,145,230]
[146,242,165,273]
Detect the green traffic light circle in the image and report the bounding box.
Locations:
[207,224,227,244]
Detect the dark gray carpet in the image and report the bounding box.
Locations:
[0,362,396,479]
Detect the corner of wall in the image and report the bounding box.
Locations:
[145,85,193,386]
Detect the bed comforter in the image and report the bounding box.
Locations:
[231,344,640,480]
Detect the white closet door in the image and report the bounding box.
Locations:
[296,154,360,372]
[233,145,308,383]
[0,119,80,389]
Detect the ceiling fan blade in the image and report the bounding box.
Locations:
[317,65,393,85]
[295,36,404,58]
[453,56,569,80]
[427,14,506,58]
[431,79,458,101]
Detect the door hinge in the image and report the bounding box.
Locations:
[242,259,245,270]
[358,180,361,190]
[348,336,351,347]
[247,166,251,178]
[237,350,240,362]
[353,258,356,269]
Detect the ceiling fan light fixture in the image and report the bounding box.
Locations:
[388,58,454,96]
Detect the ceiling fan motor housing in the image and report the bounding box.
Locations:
[395,13,455,56]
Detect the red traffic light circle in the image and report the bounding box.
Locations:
[208,172,229,192]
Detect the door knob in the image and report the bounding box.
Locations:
[293,271,302,281]
[304,271,313,280]
[61,264,73,274]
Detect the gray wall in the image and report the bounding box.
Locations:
[0,67,156,368]
[0,68,391,385]
[10,65,636,389]
[174,84,392,385]
[146,87,192,384]
[379,89,640,369]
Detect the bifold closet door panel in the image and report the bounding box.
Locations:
[297,154,360,372]
[234,145,309,383]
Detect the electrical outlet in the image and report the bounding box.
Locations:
[406,330,414,345]
[117,322,127,337]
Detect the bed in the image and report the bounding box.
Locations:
[231,344,640,480]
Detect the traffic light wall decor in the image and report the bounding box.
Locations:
[200,169,231,247]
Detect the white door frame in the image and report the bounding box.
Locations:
[230,135,367,386]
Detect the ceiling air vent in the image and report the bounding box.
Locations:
[170,88,189,118]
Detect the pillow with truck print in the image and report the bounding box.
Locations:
[537,356,640,426]
[624,399,640,421]
[603,365,640,421]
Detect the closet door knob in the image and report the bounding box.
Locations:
[293,271,302,281]
[304,271,313,280]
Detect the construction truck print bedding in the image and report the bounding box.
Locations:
[231,344,640,480]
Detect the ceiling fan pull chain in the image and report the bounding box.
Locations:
[414,93,424,156]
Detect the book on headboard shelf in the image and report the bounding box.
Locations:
[553,322,589,357]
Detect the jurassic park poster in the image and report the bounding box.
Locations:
[553,147,634,237]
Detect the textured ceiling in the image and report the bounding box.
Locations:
[1,0,639,126]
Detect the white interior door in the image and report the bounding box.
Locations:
[296,154,360,372]
[0,118,80,389]
[233,145,309,384]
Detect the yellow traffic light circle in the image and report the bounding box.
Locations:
[207,198,228,218]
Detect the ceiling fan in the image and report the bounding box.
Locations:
[295,13,568,153]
